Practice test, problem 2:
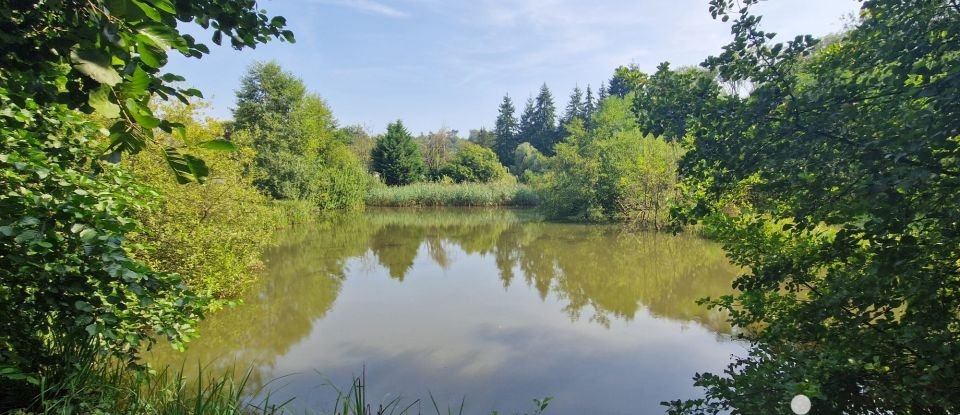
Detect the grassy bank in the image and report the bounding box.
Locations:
[15,354,550,415]
[365,182,539,207]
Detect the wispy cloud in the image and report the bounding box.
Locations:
[311,0,410,18]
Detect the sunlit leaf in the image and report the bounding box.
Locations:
[70,47,121,86]
[88,86,120,119]
[197,139,236,152]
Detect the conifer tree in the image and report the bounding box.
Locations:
[562,86,585,124]
[521,83,559,155]
[494,94,520,166]
[584,85,597,122]
[517,96,536,147]
[372,120,425,185]
[598,81,609,102]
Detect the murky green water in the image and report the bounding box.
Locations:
[150,208,744,415]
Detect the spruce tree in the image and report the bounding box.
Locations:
[372,120,425,186]
[558,86,585,139]
[530,83,559,155]
[562,86,585,124]
[598,81,609,102]
[584,85,596,122]
[517,96,536,147]
[493,95,519,166]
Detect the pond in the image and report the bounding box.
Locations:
[149,208,745,415]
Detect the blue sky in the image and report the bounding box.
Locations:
[167,0,861,135]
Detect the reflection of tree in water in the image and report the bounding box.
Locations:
[150,208,740,390]
[502,226,740,331]
[147,214,376,389]
[370,225,421,281]
[360,209,739,332]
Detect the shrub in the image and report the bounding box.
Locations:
[440,143,509,183]
[538,97,682,227]
[125,102,278,300]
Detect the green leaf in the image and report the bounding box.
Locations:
[184,154,209,182]
[125,99,161,129]
[197,139,236,152]
[182,88,203,98]
[147,0,176,14]
[123,65,151,98]
[74,300,94,313]
[79,228,98,242]
[163,148,209,183]
[137,38,167,68]
[88,86,121,118]
[131,0,161,21]
[107,128,147,155]
[70,47,122,86]
[136,23,186,51]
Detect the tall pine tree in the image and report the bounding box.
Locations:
[584,85,596,122]
[558,86,585,139]
[517,96,536,147]
[598,81,608,102]
[562,86,585,124]
[521,83,558,155]
[493,94,519,166]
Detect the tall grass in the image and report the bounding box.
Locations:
[24,360,288,415]
[18,360,552,415]
[365,182,539,207]
[322,368,551,415]
[269,200,320,227]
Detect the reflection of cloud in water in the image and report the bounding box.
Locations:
[149,208,744,415]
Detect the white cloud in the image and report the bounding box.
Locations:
[310,0,409,18]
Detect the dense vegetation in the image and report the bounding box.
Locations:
[233,62,368,210]
[0,0,305,411]
[124,101,279,301]
[3,0,957,413]
[657,1,960,413]
[537,97,682,226]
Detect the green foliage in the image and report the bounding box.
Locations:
[494,95,520,166]
[607,65,647,98]
[511,142,547,182]
[232,62,367,210]
[538,96,682,227]
[372,120,426,186]
[125,101,278,300]
[338,125,376,172]
[666,0,960,413]
[0,0,293,183]
[0,0,289,407]
[583,85,597,126]
[28,347,287,414]
[365,182,538,207]
[419,128,459,179]
[0,77,205,395]
[440,143,509,183]
[468,128,497,149]
[559,86,586,136]
[518,84,559,155]
[632,63,720,141]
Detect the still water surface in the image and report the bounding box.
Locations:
[151,208,744,415]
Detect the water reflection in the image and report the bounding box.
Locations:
[149,208,742,414]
